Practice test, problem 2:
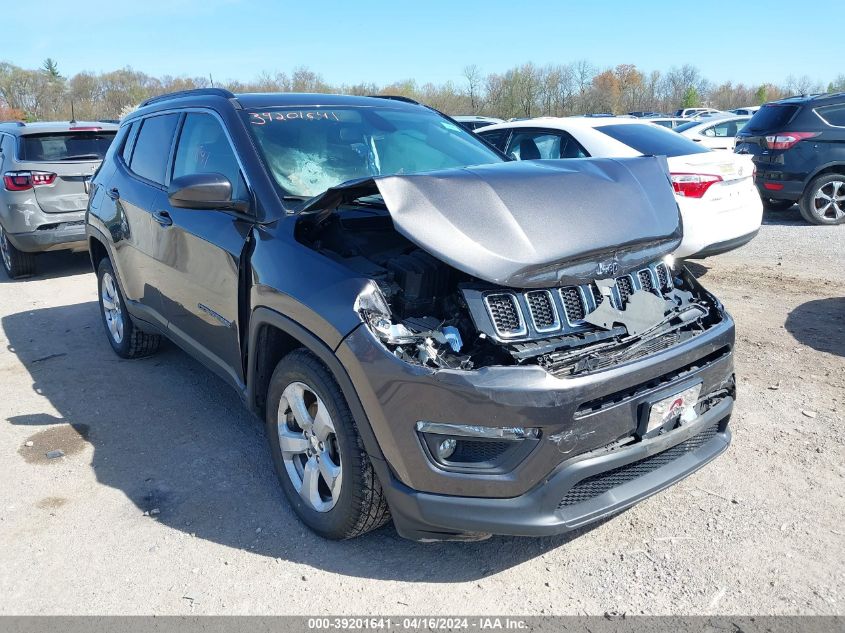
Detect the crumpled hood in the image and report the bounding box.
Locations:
[300,157,682,288]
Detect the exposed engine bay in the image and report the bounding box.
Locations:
[296,204,724,376]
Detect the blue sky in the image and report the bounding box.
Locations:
[9,0,838,86]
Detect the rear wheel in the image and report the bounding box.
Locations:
[799,174,845,225]
[762,198,795,212]
[266,349,390,539]
[0,225,36,279]
[97,258,161,358]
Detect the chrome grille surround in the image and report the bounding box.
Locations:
[483,293,527,338]
[525,290,560,333]
[559,286,588,324]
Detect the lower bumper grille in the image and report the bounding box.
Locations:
[557,424,720,508]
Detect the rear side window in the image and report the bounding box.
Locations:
[120,122,138,164]
[746,105,800,132]
[595,123,709,157]
[129,114,180,185]
[815,104,845,127]
[18,131,116,162]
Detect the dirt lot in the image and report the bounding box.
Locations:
[0,207,843,616]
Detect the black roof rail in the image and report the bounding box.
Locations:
[367,94,420,105]
[139,88,238,108]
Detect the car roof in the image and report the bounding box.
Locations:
[770,92,845,106]
[0,120,120,135]
[477,116,649,133]
[680,115,750,130]
[453,115,502,122]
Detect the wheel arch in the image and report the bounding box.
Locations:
[247,307,385,463]
[803,162,845,188]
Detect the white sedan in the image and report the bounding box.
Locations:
[476,117,763,259]
[675,115,750,151]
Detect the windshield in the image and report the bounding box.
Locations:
[19,131,116,162]
[243,106,503,197]
[596,123,710,157]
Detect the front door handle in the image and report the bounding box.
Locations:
[107,187,120,200]
[152,210,173,227]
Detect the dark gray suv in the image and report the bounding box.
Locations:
[86,89,736,541]
[0,121,117,278]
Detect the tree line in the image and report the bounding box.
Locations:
[1,58,843,122]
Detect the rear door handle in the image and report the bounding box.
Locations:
[107,187,120,200]
[152,210,173,227]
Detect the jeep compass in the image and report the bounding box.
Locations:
[86,90,736,541]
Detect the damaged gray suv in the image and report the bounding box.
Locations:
[86,90,736,541]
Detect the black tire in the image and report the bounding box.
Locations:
[96,258,161,358]
[762,198,795,212]
[265,349,390,539]
[0,225,36,279]
[799,173,845,225]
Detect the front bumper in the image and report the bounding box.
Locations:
[335,276,734,533]
[5,221,87,253]
[385,399,731,540]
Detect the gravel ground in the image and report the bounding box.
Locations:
[0,208,842,616]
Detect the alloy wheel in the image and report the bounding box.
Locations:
[812,180,845,221]
[0,227,11,273]
[101,271,125,344]
[277,381,342,512]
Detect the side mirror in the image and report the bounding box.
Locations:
[168,173,249,213]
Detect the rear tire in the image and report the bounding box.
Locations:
[97,258,161,358]
[762,198,795,212]
[265,349,390,539]
[799,173,845,225]
[0,225,36,279]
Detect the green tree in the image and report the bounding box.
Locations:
[755,85,768,104]
[41,58,61,79]
[681,86,700,108]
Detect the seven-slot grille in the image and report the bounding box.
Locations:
[480,261,674,340]
[525,290,559,332]
[484,293,526,337]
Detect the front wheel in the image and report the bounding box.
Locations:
[97,258,161,358]
[265,349,390,539]
[0,225,36,279]
[799,174,845,225]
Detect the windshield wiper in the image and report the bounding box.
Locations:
[63,154,101,161]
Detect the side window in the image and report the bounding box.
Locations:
[506,131,589,160]
[477,128,510,151]
[704,121,732,137]
[120,122,138,165]
[129,113,180,185]
[816,104,845,127]
[173,113,247,200]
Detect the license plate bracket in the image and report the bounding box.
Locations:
[644,383,702,434]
